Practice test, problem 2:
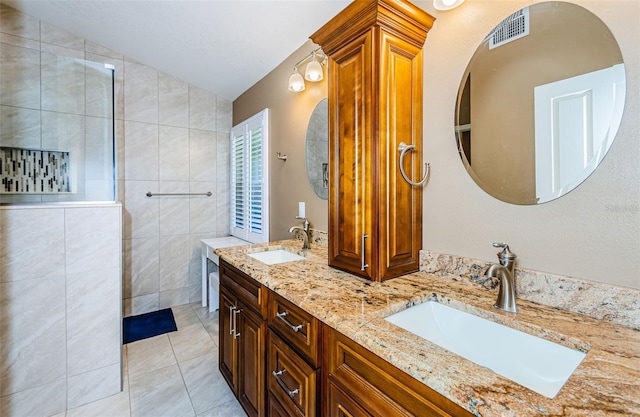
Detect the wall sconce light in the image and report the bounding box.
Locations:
[288,48,326,92]
[288,67,305,92]
[433,0,464,10]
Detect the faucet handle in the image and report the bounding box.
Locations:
[492,242,509,250]
[492,242,516,263]
[296,216,310,231]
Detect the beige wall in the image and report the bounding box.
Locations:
[234,41,329,240]
[235,0,639,290]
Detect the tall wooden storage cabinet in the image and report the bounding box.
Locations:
[311,0,434,281]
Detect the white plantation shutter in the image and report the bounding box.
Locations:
[230,109,269,243]
[231,131,245,231]
[248,127,263,235]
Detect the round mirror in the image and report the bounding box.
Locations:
[305,98,329,200]
[455,2,625,205]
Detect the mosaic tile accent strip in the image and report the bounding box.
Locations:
[0,147,72,193]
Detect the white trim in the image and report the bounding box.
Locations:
[229,109,269,243]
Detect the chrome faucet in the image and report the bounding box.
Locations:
[484,242,518,313]
[289,216,310,250]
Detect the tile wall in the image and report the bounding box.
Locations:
[121,66,231,316]
[0,6,116,203]
[0,3,232,317]
[0,204,122,416]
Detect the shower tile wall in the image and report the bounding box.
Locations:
[121,66,231,316]
[0,7,115,203]
[0,3,232,317]
[0,204,122,416]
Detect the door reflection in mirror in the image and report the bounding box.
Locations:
[455,2,625,205]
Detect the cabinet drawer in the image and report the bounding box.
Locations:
[220,259,266,315]
[327,381,373,417]
[268,292,321,367]
[268,394,291,417]
[325,328,472,417]
[268,330,318,417]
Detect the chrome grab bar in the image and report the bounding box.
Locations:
[146,191,212,197]
[276,311,304,333]
[398,142,430,187]
[272,370,299,398]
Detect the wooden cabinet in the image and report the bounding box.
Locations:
[218,261,473,417]
[267,292,322,417]
[323,327,474,417]
[219,260,267,417]
[268,292,322,367]
[311,0,435,282]
[327,382,374,417]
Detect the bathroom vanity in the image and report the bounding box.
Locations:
[219,250,471,417]
[216,240,640,416]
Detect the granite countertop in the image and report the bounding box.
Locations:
[216,240,640,416]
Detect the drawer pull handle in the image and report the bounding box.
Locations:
[276,311,304,332]
[233,309,241,339]
[361,234,369,271]
[272,369,299,398]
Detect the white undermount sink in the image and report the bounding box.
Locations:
[384,301,587,398]
[247,249,306,265]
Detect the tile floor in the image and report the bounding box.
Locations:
[54,303,246,417]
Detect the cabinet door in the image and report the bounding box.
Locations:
[219,289,238,392]
[237,305,267,417]
[328,29,376,280]
[377,30,423,280]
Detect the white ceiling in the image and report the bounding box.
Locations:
[4,0,352,101]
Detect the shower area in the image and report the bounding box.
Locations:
[1,50,116,203]
[1,42,123,416]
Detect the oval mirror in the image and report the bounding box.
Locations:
[305,98,329,200]
[455,2,625,205]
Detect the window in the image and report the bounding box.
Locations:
[230,109,269,243]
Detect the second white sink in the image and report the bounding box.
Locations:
[248,249,306,265]
[384,301,587,398]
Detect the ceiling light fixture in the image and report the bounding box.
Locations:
[288,48,326,92]
[433,0,465,10]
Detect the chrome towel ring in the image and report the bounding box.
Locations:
[398,142,430,187]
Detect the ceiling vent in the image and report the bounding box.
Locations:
[488,7,530,50]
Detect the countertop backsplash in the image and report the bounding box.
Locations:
[421,250,640,330]
[300,230,639,329]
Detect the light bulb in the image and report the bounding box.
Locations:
[288,69,305,92]
[433,0,464,10]
[304,57,323,82]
